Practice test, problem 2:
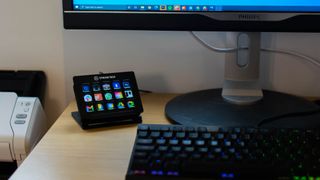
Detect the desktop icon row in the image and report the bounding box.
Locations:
[126,5,219,11]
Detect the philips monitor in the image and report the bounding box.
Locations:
[63,0,320,128]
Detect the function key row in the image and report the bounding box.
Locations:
[138,124,319,135]
[138,124,219,132]
[138,131,228,140]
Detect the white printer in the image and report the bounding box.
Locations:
[0,92,47,166]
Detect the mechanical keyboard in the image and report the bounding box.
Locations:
[126,124,320,180]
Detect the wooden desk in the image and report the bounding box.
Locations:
[10,93,177,180]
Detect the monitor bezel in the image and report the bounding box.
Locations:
[63,0,320,32]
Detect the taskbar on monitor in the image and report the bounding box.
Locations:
[73,4,320,12]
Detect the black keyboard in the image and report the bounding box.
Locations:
[126,124,320,180]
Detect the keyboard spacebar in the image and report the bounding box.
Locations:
[181,161,278,179]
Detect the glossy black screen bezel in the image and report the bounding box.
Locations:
[63,0,320,32]
[73,72,143,122]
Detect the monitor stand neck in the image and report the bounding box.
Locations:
[222,32,263,105]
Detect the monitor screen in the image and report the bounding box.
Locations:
[63,0,320,31]
[72,0,320,12]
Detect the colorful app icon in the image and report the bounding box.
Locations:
[82,85,90,92]
[92,84,101,91]
[96,103,105,111]
[127,101,135,108]
[104,93,113,100]
[124,90,134,98]
[153,5,159,10]
[203,6,208,11]
[123,81,131,89]
[196,6,200,11]
[181,6,187,11]
[102,83,111,90]
[167,5,173,11]
[115,91,124,99]
[188,6,193,11]
[94,93,103,101]
[86,105,94,112]
[106,103,115,110]
[160,5,167,10]
[140,6,145,10]
[112,81,121,89]
[84,94,93,102]
[174,5,180,11]
[117,102,125,109]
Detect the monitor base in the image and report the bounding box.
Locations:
[165,89,320,128]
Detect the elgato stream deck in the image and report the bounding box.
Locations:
[72,72,143,129]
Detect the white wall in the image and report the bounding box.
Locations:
[63,30,225,102]
[64,31,320,102]
[0,0,65,125]
[1,0,320,124]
